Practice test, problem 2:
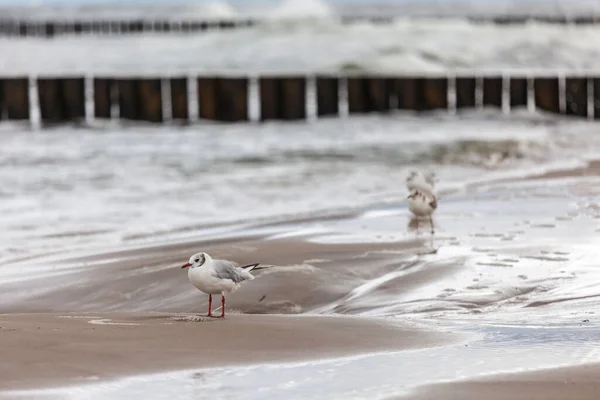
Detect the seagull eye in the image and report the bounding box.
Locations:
[195,259,200,263]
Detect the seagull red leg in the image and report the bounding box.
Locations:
[220,295,226,318]
[206,294,213,317]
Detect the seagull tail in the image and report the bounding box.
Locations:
[241,263,265,272]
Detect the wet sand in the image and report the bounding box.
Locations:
[405,363,600,400]
[2,165,600,397]
[0,313,452,391]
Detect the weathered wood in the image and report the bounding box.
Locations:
[316,76,339,117]
[0,79,3,119]
[594,78,600,120]
[218,78,248,122]
[94,78,113,119]
[422,77,448,110]
[4,78,29,120]
[37,78,64,122]
[170,77,188,121]
[483,77,503,108]
[395,78,423,111]
[509,77,528,108]
[45,22,55,37]
[534,77,560,113]
[117,79,140,120]
[564,77,587,117]
[455,77,476,108]
[367,78,390,112]
[347,77,367,114]
[62,78,86,120]
[280,77,306,120]
[138,78,163,122]
[18,22,27,37]
[198,77,248,122]
[348,77,389,113]
[259,77,280,121]
[197,77,218,120]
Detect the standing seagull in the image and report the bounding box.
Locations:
[406,170,437,234]
[181,252,263,318]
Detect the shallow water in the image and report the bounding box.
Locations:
[3,113,600,266]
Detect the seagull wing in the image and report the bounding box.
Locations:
[212,260,254,283]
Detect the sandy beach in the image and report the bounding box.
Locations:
[0,313,455,392]
[405,363,600,400]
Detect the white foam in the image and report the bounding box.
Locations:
[266,0,335,20]
[184,2,239,20]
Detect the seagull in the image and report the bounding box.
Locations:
[406,170,437,234]
[181,252,264,318]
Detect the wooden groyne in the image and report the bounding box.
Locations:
[0,15,599,37]
[0,74,597,126]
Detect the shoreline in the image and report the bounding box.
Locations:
[0,312,457,392]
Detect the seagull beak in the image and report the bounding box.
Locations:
[181,263,192,269]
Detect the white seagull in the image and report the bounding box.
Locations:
[181,252,263,318]
[406,170,437,234]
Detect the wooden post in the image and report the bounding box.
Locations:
[38,77,85,123]
[455,77,476,108]
[316,76,339,117]
[534,77,560,113]
[422,77,448,110]
[82,22,93,34]
[198,77,248,122]
[62,78,86,120]
[259,77,280,121]
[137,78,163,122]
[394,78,424,111]
[120,21,130,33]
[18,22,27,37]
[197,77,218,120]
[258,77,305,120]
[280,77,306,120]
[131,20,143,33]
[483,77,503,108]
[45,22,55,37]
[94,78,113,119]
[38,78,64,122]
[367,77,390,112]
[509,77,527,109]
[594,78,600,120]
[564,77,587,117]
[170,77,188,121]
[347,77,367,114]
[348,77,389,114]
[4,78,29,120]
[218,78,248,122]
[117,79,140,120]
[0,79,3,119]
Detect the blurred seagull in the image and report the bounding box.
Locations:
[181,252,264,318]
[406,170,437,234]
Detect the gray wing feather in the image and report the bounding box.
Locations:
[212,260,249,283]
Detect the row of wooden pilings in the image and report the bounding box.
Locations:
[0,15,598,37]
[0,75,595,125]
[0,19,256,37]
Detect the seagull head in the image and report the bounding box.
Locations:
[181,252,211,269]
